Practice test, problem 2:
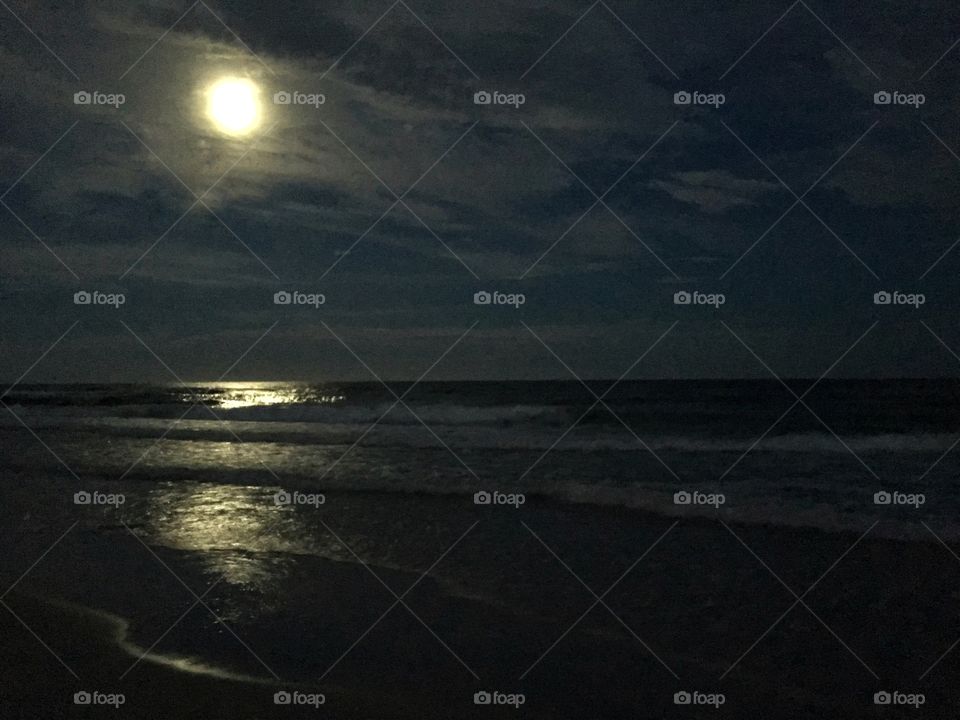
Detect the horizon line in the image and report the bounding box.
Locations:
[3,376,960,386]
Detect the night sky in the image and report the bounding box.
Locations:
[3,0,960,381]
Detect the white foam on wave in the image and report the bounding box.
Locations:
[39,596,273,684]
[12,413,955,455]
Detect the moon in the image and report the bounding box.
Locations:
[206,77,261,136]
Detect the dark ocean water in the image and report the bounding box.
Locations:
[2,380,958,716]
[2,379,958,535]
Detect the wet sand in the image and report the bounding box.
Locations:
[2,498,959,718]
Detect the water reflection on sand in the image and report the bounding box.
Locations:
[142,483,297,591]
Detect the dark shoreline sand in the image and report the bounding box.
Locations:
[1,591,442,720]
[2,501,959,718]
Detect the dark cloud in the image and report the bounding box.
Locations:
[3,0,960,379]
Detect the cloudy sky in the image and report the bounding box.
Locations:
[2,0,960,381]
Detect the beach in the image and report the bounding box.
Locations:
[2,493,958,718]
[1,381,958,718]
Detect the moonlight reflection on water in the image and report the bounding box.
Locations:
[144,483,296,592]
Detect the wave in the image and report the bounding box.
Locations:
[209,401,569,425]
[3,410,956,454]
[2,400,571,426]
[36,595,273,684]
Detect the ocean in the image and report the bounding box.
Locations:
[1,380,958,717]
[2,379,958,537]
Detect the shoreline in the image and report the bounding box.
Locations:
[3,502,957,717]
[1,590,441,719]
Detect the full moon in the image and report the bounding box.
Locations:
[206,77,261,136]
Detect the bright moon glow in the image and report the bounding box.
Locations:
[206,78,261,136]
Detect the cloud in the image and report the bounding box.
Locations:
[650,170,781,213]
[4,0,960,378]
